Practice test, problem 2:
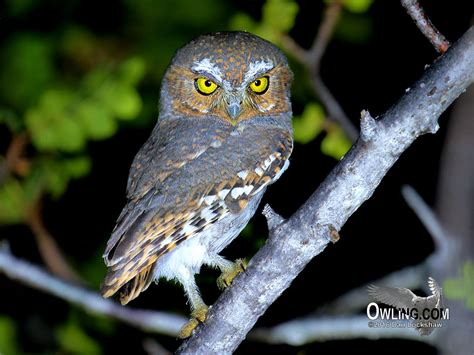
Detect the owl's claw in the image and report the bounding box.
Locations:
[178,305,209,339]
[217,258,248,290]
[191,304,209,323]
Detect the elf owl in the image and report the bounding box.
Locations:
[101,31,293,338]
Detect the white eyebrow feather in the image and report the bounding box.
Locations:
[192,58,223,82]
[244,60,274,83]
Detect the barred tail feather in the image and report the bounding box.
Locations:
[101,263,155,305]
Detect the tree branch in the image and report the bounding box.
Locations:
[318,263,426,315]
[0,245,186,336]
[26,200,83,283]
[249,316,431,346]
[280,2,359,141]
[307,1,343,73]
[177,27,474,354]
[400,0,451,53]
[0,132,29,184]
[401,185,450,259]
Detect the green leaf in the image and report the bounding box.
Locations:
[0,108,23,132]
[99,83,142,120]
[79,251,108,289]
[464,260,474,279]
[77,101,117,140]
[0,316,19,355]
[119,57,146,86]
[55,118,87,152]
[26,89,86,152]
[26,112,59,151]
[56,321,102,355]
[229,13,258,32]
[292,103,324,144]
[39,89,75,113]
[0,179,28,224]
[335,12,373,44]
[444,279,466,298]
[321,126,352,159]
[35,157,91,199]
[444,260,474,310]
[342,0,373,13]
[262,0,299,33]
[0,34,54,109]
[241,222,254,238]
[468,294,474,310]
[36,159,68,198]
[62,157,91,179]
[22,168,44,202]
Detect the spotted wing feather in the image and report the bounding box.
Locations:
[101,117,292,303]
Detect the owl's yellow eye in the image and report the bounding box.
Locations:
[249,76,269,94]
[195,78,218,95]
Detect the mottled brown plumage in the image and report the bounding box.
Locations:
[101,31,293,336]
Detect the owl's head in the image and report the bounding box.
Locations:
[160,31,293,125]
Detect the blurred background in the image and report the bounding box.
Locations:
[0,0,473,353]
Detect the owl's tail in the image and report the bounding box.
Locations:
[101,263,155,305]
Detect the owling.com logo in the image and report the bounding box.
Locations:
[366,277,449,335]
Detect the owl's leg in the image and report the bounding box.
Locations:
[207,254,248,290]
[178,269,208,339]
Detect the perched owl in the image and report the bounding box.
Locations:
[101,31,293,337]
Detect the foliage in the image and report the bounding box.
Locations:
[230,0,298,47]
[341,0,373,14]
[56,318,102,355]
[0,28,146,226]
[444,261,474,310]
[293,103,325,144]
[321,126,352,159]
[0,317,19,355]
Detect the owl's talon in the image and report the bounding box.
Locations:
[178,305,209,339]
[217,258,248,290]
[192,304,209,322]
[179,318,199,339]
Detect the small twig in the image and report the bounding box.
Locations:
[280,34,308,64]
[360,110,377,142]
[0,245,186,336]
[401,185,450,257]
[307,0,343,73]
[0,132,30,183]
[262,204,285,232]
[250,316,431,345]
[311,77,359,141]
[280,2,358,141]
[26,200,83,283]
[400,0,450,53]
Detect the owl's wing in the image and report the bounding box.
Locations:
[367,285,417,309]
[427,277,443,308]
[101,117,293,304]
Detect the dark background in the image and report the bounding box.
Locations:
[0,0,473,353]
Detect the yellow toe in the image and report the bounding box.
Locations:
[178,305,209,339]
[217,258,248,290]
[191,304,209,322]
[179,318,199,339]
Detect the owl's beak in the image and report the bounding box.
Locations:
[227,100,241,121]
